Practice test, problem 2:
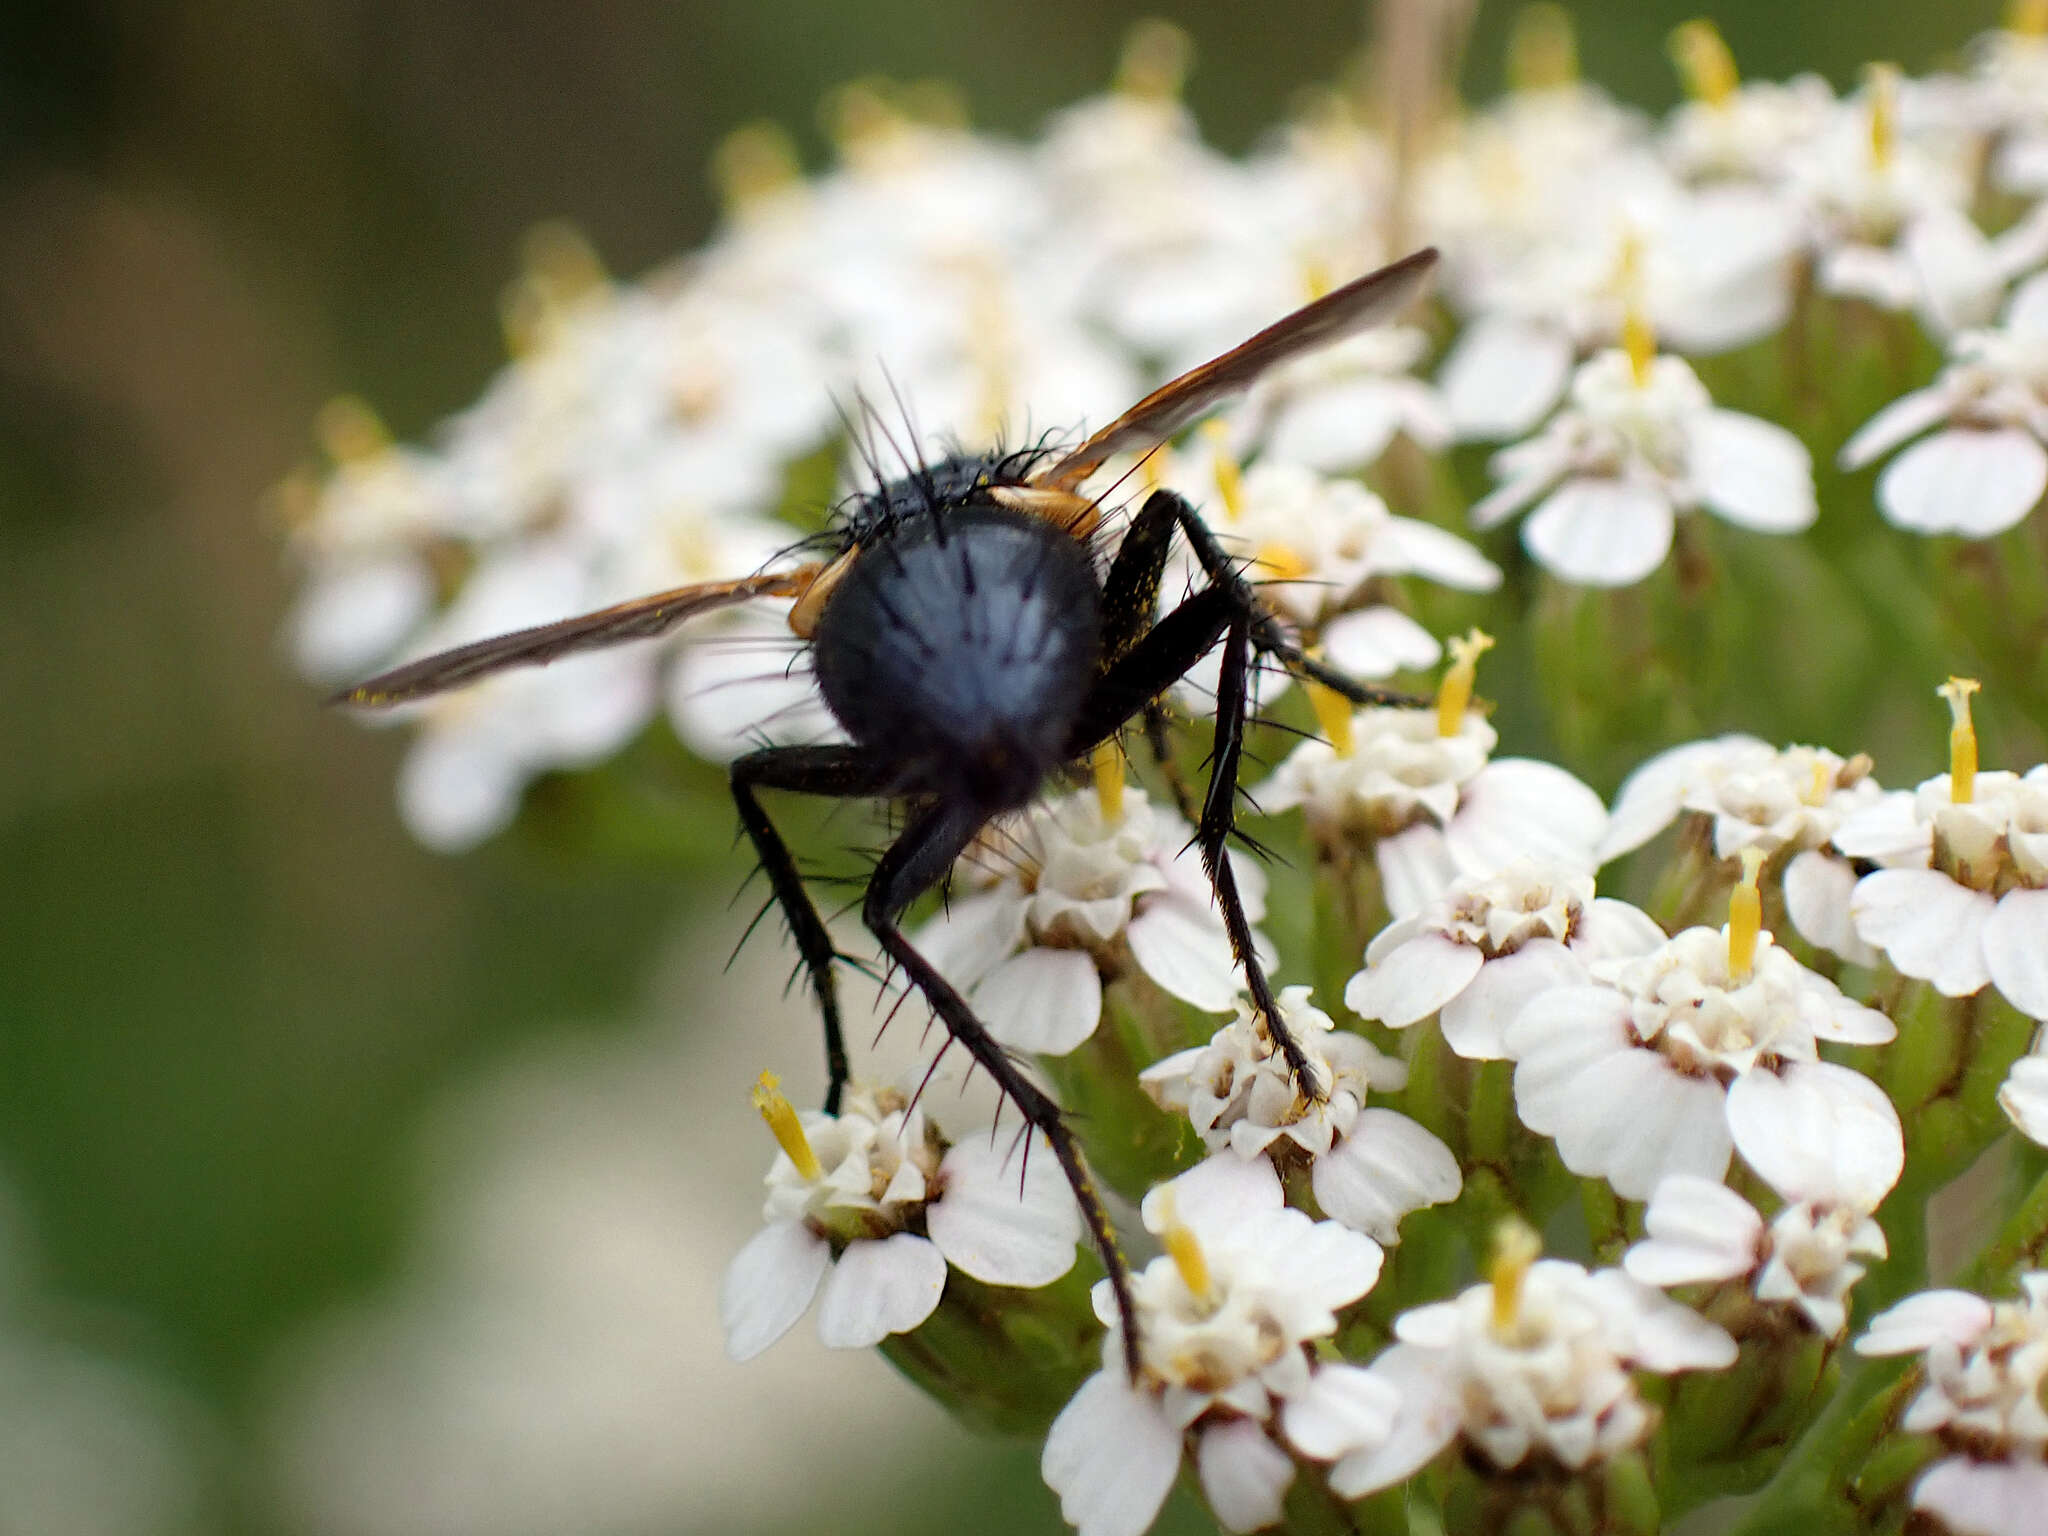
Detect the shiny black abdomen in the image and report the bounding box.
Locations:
[812,506,1102,811]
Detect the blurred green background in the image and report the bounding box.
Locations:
[0,2,2006,1533]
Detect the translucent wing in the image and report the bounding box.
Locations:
[331,566,823,708]
[1033,246,1440,491]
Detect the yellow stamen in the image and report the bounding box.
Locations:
[822,78,900,156]
[1668,20,1739,107]
[1157,1193,1213,1302]
[751,1071,822,1181]
[1140,451,1165,496]
[1307,652,1356,759]
[1489,1217,1543,1336]
[2008,0,2048,38]
[1092,740,1127,824]
[1614,229,1656,387]
[897,79,968,131]
[711,123,803,216]
[1866,64,1899,171]
[1436,628,1495,738]
[1508,4,1578,93]
[1804,758,1832,806]
[1300,255,1333,302]
[1203,421,1245,521]
[501,222,607,356]
[1253,544,1309,583]
[1941,676,1981,804]
[1727,846,1765,981]
[1115,19,1192,101]
[315,396,390,465]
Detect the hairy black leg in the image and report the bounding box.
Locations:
[1141,701,1200,824]
[864,800,1141,1380]
[1157,489,1425,708]
[731,744,898,1113]
[1100,489,1182,662]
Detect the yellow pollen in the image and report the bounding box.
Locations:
[712,123,803,215]
[1866,64,1899,170]
[1203,422,1245,521]
[1508,4,1579,93]
[315,396,390,465]
[1436,628,1495,738]
[1116,19,1192,101]
[1941,676,1981,804]
[1091,740,1127,823]
[2008,0,2048,38]
[1727,846,1765,981]
[1669,20,1739,107]
[751,1071,823,1181]
[1158,1193,1213,1302]
[1253,544,1309,583]
[1489,1217,1543,1336]
[1300,256,1334,302]
[1307,653,1356,759]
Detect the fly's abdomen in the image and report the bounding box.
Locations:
[811,507,1102,810]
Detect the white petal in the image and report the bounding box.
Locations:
[1325,1344,1462,1496]
[1584,1268,1740,1371]
[914,891,1029,992]
[1320,607,1443,680]
[1985,888,2048,1019]
[1376,825,1459,920]
[814,1232,946,1348]
[1344,933,1483,1029]
[1852,869,1995,996]
[1839,385,1953,470]
[1043,1372,1183,1536]
[287,556,433,683]
[1439,942,1585,1060]
[1439,317,1575,440]
[975,948,1104,1054]
[928,1133,1082,1287]
[1148,1153,1286,1234]
[1856,1290,1994,1356]
[1197,1420,1295,1533]
[1555,1050,1733,1200]
[720,1219,830,1361]
[1914,1456,2048,1536]
[1783,849,1880,965]
[1832,791,1932,864]
[396,730,527,852]
[1283,1362,1401,1461]
[1128,899,1244,1012]
[1372,518,1504,591]
[1312,1110,1463,1242]
[1504,987,1635,1127]
[1877,428,2048,538]
[1522,479,1676,587]
[1999,1055,2048,1146]
[1726,1063,1904,1209]
[1625,1176,1762,1286]
[1576,899,1671,960]
[1449,760,1609,876]
[1264,380,1405,472]
[1690,410,1816,533]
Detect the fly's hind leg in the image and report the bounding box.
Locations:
[862,798,1142,1380]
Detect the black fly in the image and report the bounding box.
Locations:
[334,246,1441,1376]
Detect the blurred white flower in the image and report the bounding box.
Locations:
[1473,344,1816,587]
[1140,985,1460,1242]
[1839,272,2048,538]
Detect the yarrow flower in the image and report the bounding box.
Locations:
[1138,985,1461,1242]
[720,1077,1080,1359]
[1506,854,1899,1199]
[1041,1156,1386,1536]
[1834,679,2048,1017]
[1600,734,1888,963]
[1346,858,1666,1059]
[1324,1223,1737,1495]
[1472,327,1816,587]
[1839,272,2048,538]
[1255,633,1608,918]
[915,766,1267,1054]
[1856,1273,2048,1536]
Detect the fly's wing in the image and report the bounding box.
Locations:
[1033,246,1440,491]
[330,566,823,708]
